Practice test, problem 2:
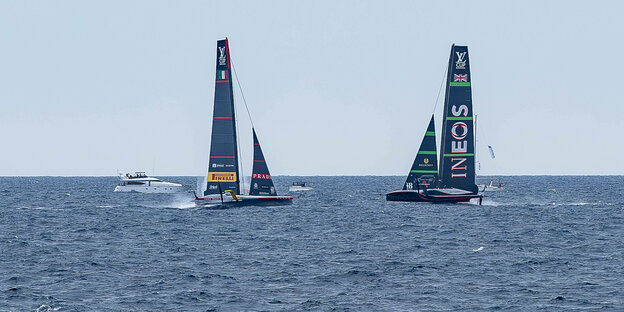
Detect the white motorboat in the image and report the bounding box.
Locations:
[289,182,312,192]
[114,172,184,193]
[479,180,503,191]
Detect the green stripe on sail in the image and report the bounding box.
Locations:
[446,116,473,121]
[417,151,437,155]
[410,170,438,173]
[425,131,435,136]
[450,82,471,87]
[443,153,474,157]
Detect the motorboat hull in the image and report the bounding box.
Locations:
[481,186,502,191]
[478,181,503,191]
[288,186,313,192]
[113,185,184,194]
[386,189,482,203]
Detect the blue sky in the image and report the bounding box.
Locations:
[1,1,622,176]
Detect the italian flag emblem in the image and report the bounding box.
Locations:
[217,70,227,80]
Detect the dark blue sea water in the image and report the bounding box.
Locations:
[1,176,623,311]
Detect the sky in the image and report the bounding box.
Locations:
[1,0,622,176]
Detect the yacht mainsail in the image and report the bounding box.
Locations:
[438,45,478,193]
[205,39,240,196]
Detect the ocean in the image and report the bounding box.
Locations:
[1,176,623,311]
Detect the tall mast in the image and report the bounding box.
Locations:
[475,114,480,172]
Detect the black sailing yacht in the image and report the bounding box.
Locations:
[386,44,483,204]
[195,38,293,206]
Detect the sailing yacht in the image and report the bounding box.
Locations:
[386,44,483,204]
[194,38,293,206]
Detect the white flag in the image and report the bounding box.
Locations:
[488,145,496,159]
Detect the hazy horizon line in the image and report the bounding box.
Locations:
[1,174,622,177]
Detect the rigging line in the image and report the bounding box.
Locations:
[232,82,245,195]
[231,60,253,195]
[475,114,481,172]
[231,60,255,128]
[233,95,245,194]
[431,55,449,172]
[230,62,245,194]
[432,61,448,115]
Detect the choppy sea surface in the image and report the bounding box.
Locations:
[1,176,623,311]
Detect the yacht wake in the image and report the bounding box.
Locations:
[166,193,197,209]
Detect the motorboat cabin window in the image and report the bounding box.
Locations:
[126,172,147,179]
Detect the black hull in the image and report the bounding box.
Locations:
[195,195,294,208]
[386,190,482,203]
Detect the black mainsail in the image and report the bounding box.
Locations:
[403,115,438,190]
[249,128,277,196]
[438,45,478,193]
[204,38,240,196]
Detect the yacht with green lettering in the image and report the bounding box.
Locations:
[386,44,483,204]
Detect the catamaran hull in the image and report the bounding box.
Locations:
[195,194,294,207]
[386,190,482,203]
